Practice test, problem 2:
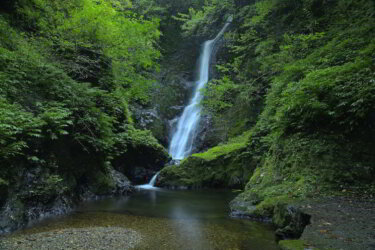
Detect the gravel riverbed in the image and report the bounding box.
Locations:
[0,227,141,250]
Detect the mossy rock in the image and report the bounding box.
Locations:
[112,126,170,182]
[159,131,255,188]
[89,170,116,195]
[230,188,310,238]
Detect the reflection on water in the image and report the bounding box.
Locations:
[12,189,279,250]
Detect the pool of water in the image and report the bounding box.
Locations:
[11,189,279,249]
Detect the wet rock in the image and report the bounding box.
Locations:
[229,193,272,222]
[108,168,133,195]
[111,131,170,185]
[229,199,257,217]
[191,114,213,153]
[0,164,137,235]
[131,167,158,185]
[169,105,185,115]
[132,106,160,130]
[0,198,26,234]
[273,204,311,239]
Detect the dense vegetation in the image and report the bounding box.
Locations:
[160,0,375,227]
[1,0,374,244]
[0,0,174,232]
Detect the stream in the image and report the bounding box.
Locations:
[1,189,279,249]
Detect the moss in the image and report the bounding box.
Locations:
[279,240,308,250]
[90,171,116,195]
[193,130,251,161]
[254,195,294,218]
[159,131,254,188]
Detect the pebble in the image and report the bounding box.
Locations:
[0,227,141,250]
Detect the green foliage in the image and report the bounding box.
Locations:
[113,124,168,158]
[173,0,234,37]
[10,0,161,104]
[0,0,169,202]
[202,76,239,113]
[0,98,42,159]
[251,0,277,25]
[22,173,68,202]
[38,103,73,140]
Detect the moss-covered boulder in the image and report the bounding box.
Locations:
[158,131,255,188]
[112,127,170,184]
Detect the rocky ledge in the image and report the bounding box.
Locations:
[0,168,134,235]
[230,194,375,250]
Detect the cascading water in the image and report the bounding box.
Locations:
[136,172,160,190]
[138,18,232,189]
[169,18,232,160]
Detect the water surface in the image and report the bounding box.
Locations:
[11,189,279,250]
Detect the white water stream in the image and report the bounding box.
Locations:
[169,19,232,160]
[136,172,160,190]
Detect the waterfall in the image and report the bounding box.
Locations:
[169,19,232,160]
[148,173,159,186]
[136,172,160,190]
[137,18,232,189]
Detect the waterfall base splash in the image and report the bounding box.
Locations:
[136,172,160,190]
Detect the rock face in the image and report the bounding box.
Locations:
[190,114,213,154]
[132,76,194,149]
[108,168,134,196]
[273,204,311,239]
[111,136,170,185]
[0,167,133,235]
[132,105,167,146]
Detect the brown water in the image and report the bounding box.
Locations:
[8,189,279,249]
